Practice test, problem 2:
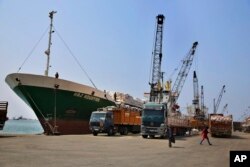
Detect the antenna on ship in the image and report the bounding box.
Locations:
[44,11,57,76]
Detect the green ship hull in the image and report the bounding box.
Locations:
[5,73,116,135]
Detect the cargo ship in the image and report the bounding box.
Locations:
[5,11,142,135]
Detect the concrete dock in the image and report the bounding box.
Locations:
[0,132,249,167]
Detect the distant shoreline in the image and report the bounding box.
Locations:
[10,116,38,121]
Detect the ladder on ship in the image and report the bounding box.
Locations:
[0,101,9,130]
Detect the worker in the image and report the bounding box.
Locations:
[167,126,175,148]
[114,92,117,101]
[200,127,212,145]
[55,72,59,79]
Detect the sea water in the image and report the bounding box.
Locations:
[0,119,44,135]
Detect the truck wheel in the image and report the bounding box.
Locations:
[149,135,155,138]
[160,135,166,139]
[123,127,128,135]
[142,135,148,138]
[93,131,98,136]
[119,127,124,135]
[108,128,113,136]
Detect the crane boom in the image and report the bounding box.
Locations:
[200,85,205,117]
[192,71,199,107]
[170,41,198,108]
[222,103,228,114]
[213,85,226,114]
[193,70,202,118]
[149,14,165,102]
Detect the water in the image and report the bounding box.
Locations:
[0,119,44,135]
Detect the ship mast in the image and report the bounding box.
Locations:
[45,11,57,76]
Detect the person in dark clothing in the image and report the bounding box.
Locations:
[167,126,175,147]
[55,72,59,79]
[114,92,117,101]
[200,127,212,145]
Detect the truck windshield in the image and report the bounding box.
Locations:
[90,113,106,121]
[142,109,164,123]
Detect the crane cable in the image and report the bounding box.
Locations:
[149,20,158,84]
[194,49,199,81]
[53,27,97,89]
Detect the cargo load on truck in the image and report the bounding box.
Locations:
[108,91,144,109]
[209,114,232,137]
[242,117,250,133]
[189,117,208,130]
[167,115,192,136]
[89,105,141,136]
[233,121,243,132]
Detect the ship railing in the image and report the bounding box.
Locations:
[0,101,8,111]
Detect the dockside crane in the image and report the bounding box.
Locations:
[193,71,200,113]
[192,71,206,119]
[169,41,199,112]
[141,14,195,138]
[213,85,226,114]
[200,85,205,118]
[149,14,165,102]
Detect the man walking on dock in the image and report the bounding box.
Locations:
[167,126,175,147]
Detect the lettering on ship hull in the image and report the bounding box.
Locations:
[73,92,100,102]
[64,109,77,118]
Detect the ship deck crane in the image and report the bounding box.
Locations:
[221,103,228,114]
[213,85,226,114]
[169,41,199,112]
[149,15,165,102]
[193,71,199,110]
[200,85,205,118]
[193,70,205,119]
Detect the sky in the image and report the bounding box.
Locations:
[0,0,250,121]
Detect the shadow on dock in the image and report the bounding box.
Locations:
[0,135,18,138]
[212,135,247,139]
